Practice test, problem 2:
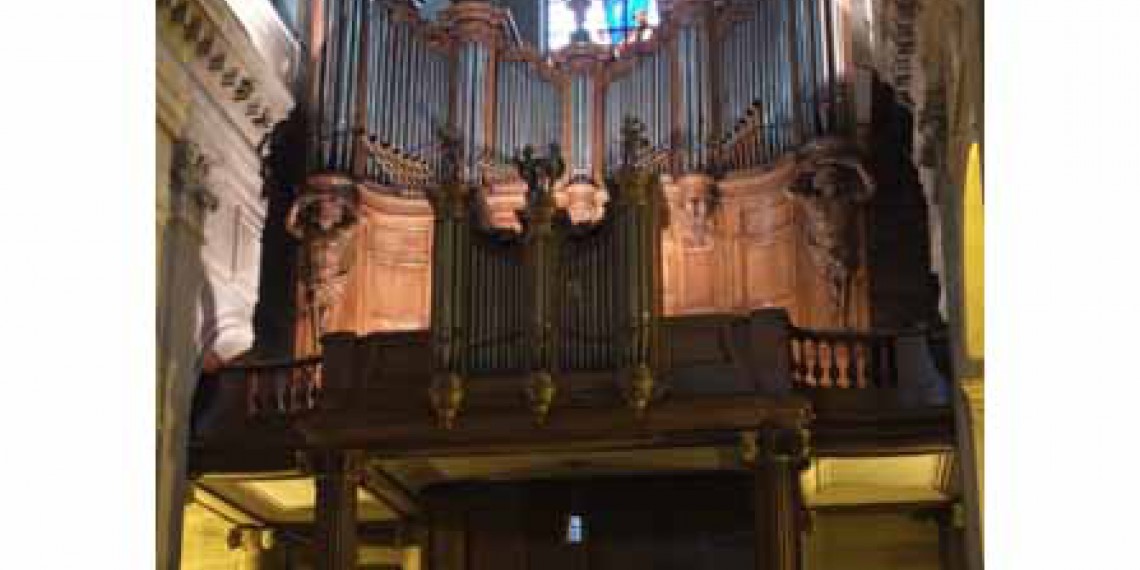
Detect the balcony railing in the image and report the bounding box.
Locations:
[227,356,323,417]
[210,316,948,423]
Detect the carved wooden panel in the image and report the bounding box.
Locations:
[681,248,716,311]
[308,192,435,341]
[367,261,431,331]
[743,241,794,307]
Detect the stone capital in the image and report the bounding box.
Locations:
[170,139,220,221]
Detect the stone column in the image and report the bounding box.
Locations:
[311,450,365,570]
[955,377,984,570]
[745,429,809,570]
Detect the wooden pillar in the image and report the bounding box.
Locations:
[936,506,968,570]
[747,428,809,570]
[311,450,364,570]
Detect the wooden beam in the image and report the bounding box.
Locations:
[296,395,811,452]
[361,466,422,519]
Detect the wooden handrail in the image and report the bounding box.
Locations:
[217,355,322,373]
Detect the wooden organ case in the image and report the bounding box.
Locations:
[427,120,665,427]
[289,0,874,389]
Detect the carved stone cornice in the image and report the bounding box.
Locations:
[157,0,295,135]
[437,0,515,47]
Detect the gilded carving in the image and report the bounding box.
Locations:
[527,371,557,425]
[512,143,566,210]
[625,363,656,418]
[788,137,876,326]
[429,372,465,429]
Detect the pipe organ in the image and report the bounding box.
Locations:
[715,0,844,170]
[568,73,595,179]
[675,14,713,173]
[304,0,848,190]
[493,58,563,170]
[309,0,367,174]
[427,126,664,425]
[309,0,450,189]
[455,41,493,183]
[603,49,671,173]
[362,6,450,187]
[296,0,866,373]
[465,229,527,375]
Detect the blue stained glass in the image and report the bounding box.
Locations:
[604,0,649,43]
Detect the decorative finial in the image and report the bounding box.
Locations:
[429,372,465,429]
[512,142,565,209]
[527,371,557,425]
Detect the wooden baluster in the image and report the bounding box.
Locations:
[793,337,802,387]
[247,370,259,416]
[297,365,307,411]
[306,363,318,410]
[799,338,811,386]
[834,337,843,387]
[284,367,295,412]
[839,337,848,387]
[809,338,823,386]
[816,340,829,387]
[885,337,899,388]
[789,338,802,386]
[274,368,285,414]
[867,337,882,388]
[846,339,860,388]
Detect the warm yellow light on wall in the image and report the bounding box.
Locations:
[963,143,984,361]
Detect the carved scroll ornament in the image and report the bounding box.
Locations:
[788,137,876,325]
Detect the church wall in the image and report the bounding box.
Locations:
[908,1,984,567]
[158,0,298,567]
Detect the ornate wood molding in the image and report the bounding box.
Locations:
[786,136,876,325]
[437,0,516,47]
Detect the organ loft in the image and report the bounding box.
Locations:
[157,1,984,569]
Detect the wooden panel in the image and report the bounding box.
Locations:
[743,240,795,307]
[424,475,755,570]
[368,262,431,331]
[681,249,716,311]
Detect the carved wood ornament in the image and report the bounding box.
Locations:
[287,179,361,347]
[788,137,876,327]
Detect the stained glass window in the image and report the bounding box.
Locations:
[547,0,659,50]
